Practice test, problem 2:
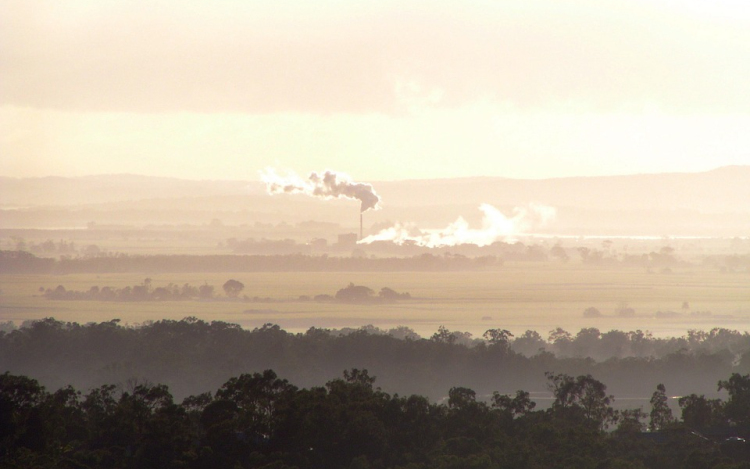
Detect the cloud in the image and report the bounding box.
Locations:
[2,0,750,113]
[360,203,556,247]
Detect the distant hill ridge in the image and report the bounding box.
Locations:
[375,165,750,212]
[2,166,749,212]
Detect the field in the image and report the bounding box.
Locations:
[1,263,749,338]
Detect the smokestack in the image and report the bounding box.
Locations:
[360,213,363,241]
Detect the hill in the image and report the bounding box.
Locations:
[1,167,749,236]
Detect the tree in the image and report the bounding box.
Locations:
[512,330,546,356]
[577,247,590,262]
[216,370,297,440]
[198,283,214,299]
[548,327,573,356]
[678,394,724,429]
[491,390,536,417]
[612,301,634,318]
[222,279,245,298]
[718,373,750,425]
[335,283,374,302]
[448,387,477,410]
[583,307,602,318]
[649,383,674,431]
[546,372,616,430]
[617,408,647,434]
[548,327,572,345]
[379,287,410,300]
[431,325,457,345]
[483,328,513,347]
[0,372,48,455]
[550,245,569,262]
[572,328,601,357]
[343,368,377,389]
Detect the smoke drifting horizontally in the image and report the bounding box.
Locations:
[262,169,381,213]
[262,168,555,247]
[360,203,556,248]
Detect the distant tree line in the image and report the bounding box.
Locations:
[513,326,750,363]
[3,318,750,406]
[332,324,750,364]
[327,283,411,303]
[38,280,411,304]
[40,279,248,302]
[8,237,104,257]
[703,254,750,273]
[3,366,750,469]
[0,250,503,274]
[6,249,747,274]
[41,279,217,302]
[225,237,313,255]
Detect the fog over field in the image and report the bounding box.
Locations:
[1,168,749,383]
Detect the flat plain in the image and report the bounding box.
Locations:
[1,263,749,338]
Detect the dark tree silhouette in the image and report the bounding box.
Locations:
[678,394,725,429]
[546,372,616,430]
[649,383,674,431]
[335,283,374,302]
[222,279,245,298]
[491,390,536,417]
[718,373,750,425]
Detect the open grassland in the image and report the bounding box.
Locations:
[1,263,749,338]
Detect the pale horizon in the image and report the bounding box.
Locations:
[1,164,748,183]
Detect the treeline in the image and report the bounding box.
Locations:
[703,254,750,273]
[338,324,750,363]
[41,280,216,302]
[2,318,750,404]
[0,250,502,274]
[3,368,750,469]
[3,249,750,275]
[511,327,750,363]
[38,280,410,303]
[9,237,84,255]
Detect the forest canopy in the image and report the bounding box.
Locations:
[2,318,750,404]
[3,367,750,469]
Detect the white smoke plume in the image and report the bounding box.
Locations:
[262,168,381,212]
[360,203,556,248]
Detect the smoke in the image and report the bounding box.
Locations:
[262,168,381,212]
[360,203,556,247]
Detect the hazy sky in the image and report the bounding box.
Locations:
[2,0,750,181]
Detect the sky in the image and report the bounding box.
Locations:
[2,0,750,181]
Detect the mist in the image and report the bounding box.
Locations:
[4,0,750,463]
